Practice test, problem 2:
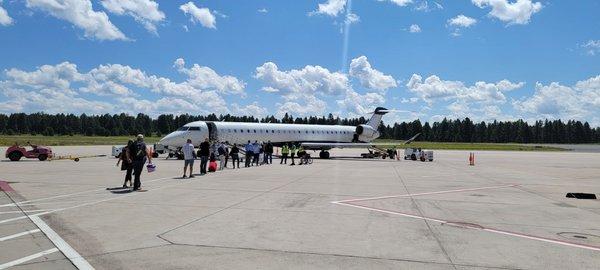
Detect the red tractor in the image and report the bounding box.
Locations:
[5,142,54,161]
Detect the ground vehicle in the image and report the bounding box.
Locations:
[404,148,434,161]
[5,143,54,161]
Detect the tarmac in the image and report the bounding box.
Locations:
[1,146,600,269]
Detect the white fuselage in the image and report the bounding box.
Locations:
[159,121,378,149]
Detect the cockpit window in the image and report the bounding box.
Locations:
[177,127,189,131]
[188,127,200,131]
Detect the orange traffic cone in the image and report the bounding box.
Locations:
[469,152,475,166]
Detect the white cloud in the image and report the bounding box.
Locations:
[409,24,421,33]
[513,75,600,123]
[337,90,385,116]
[233,102,268,117]
[0,1,13,26]
[344,13,360,25]
[255,62,350,97]
[448,14,477,28]
[582,40,600,56]
[0,60,248,116]
[414,1,443,12]
[180,1,216,29]
[311,0,347,17]
[472,0,542,25]
[25,0,127,41]
[258,8,268,13]
[174,58,245,96]
[349,56,397,91]
[406,74,524,103]
[101,0,165,33]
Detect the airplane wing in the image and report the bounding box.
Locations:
[301,133,420,149]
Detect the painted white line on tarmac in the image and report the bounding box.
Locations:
[0,229,41,242]
[335,201,600,252]
[333,184,519,203]
[0,248,59,269]
[30,216,94,270]
[0,176,174,208]
[0,209,53,215]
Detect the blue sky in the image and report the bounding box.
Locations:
[0,0,599,125]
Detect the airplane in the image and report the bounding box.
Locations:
[157,107,419,159]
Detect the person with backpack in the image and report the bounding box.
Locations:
[199,138,210,174]
[131,134,152,191]
[230,144,240,169]
[182,139,196,178]
[280,143,289,164]
[116,140,134,187]
[265,141,274,164]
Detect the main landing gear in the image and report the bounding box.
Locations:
[319,150,330,159]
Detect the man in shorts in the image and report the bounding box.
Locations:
[182,138,196,178]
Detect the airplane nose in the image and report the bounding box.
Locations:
[159,132,178,145]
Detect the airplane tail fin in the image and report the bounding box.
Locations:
[366,107,389,129]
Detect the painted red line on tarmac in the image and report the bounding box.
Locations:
[0,181,14,192]
[336,201,600,252]
[334,184,519,204]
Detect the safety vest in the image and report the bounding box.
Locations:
[282,145,289,154]
[290,146,297,154]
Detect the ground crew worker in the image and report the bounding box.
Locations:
[290,144,297,166]
[280,143,289,164]
[298,146,306,165]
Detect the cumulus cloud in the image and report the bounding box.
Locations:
[25,0,127,41]
[409,24,421,33]
[101,0,165,33]
[514,75,600,122]
[349,56,397,91]
[311,0,347,17]
[180,1,216,29]
[337,90,385,116]
[472,0,542,25]
[174,58,245,96]
[0,1,13,26]
[582,40,600,56]
[448,15,477,28]
[406,74,524,103]
[258,8,268,13]
[0,60,247,116]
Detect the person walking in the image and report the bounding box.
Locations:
[116,140,134,187]
[131,134,152,191]
[182,139,195,178]
[199,138,210,174]
[265,141,274,164]
[280,143,289,164]
[298,145,306,165]
[244,140,253,167]
[230,144,240,169]
[290,144,297,166]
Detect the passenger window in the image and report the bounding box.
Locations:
[272,130,275,133]
[254,130,257,133]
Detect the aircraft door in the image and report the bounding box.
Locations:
[207,122,218,141]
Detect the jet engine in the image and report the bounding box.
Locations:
[355,124,379,141]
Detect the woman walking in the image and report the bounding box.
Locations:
[116,140,134,187]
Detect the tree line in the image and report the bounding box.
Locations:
[1,112,600,144]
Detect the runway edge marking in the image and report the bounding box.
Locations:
[0,229,41,242]
[331,185,600,252]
